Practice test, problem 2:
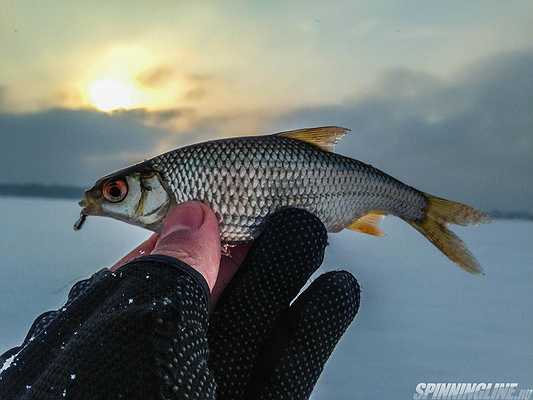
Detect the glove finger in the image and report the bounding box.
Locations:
[248,271,360,400]
[208,208,328,400]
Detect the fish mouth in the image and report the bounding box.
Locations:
[74,192,102,231]
[77,196,101,216]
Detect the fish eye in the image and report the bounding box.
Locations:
[102,179,128,203]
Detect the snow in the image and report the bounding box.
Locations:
[0,197,532,398]
[0,354,16,374]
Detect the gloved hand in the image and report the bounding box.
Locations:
[112,204,361,400]
[208,208,360,400]
[0,204,359,400]
[111,203,361,399]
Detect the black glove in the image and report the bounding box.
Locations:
[0,208,360,400]
[208,208,360,400]
[0,256,217,400]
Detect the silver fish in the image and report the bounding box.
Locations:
[76,127,489,273]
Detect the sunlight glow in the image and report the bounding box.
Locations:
[78,45,207,119]
[87,78,141,112]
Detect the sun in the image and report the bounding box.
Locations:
[87,78,141,112]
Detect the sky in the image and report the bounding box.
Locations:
[1,1,532,212]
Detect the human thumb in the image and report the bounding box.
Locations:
[151,201,221,291]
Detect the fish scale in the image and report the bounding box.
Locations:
[150,135,426,242]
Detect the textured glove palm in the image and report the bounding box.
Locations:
[208,208,360,400]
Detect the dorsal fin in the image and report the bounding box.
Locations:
[346,212,385,237]
[277,126,350,152]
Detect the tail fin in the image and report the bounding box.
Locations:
[409,194,490,274]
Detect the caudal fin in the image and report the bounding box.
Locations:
[409,194,490,274]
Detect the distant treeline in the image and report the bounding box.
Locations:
[0,183,532,221]
[0,183,84,200]
[488,210,533,221]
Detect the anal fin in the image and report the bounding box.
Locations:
[346,212,385,237]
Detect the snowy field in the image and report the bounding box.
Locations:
[0,197,531,399]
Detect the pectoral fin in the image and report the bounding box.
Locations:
[277,126,350,152]
[346,212,385,236]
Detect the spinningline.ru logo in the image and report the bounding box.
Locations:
[413,383,533,400]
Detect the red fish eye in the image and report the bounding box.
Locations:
[103,179,128,203]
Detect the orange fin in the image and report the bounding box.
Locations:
[277,126,350,152]
[407,193,490,274]
[346,212,385,236]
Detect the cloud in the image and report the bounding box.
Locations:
[0,108,176,187]
[134,67,218,111]
[0,86,5,108]
[184,87,207,101]
[180,73,217,103]
[1,50,531,214]
[136,66,176,88]
[0,105,245,188]
[267,50,533,213]
[135,67,216,99]
[111,107,196,126]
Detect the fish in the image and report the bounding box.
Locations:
[76,126,489,273]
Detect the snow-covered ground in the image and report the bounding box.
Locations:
[1,197,531,398]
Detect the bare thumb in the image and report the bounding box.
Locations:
[151,201,221,291]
